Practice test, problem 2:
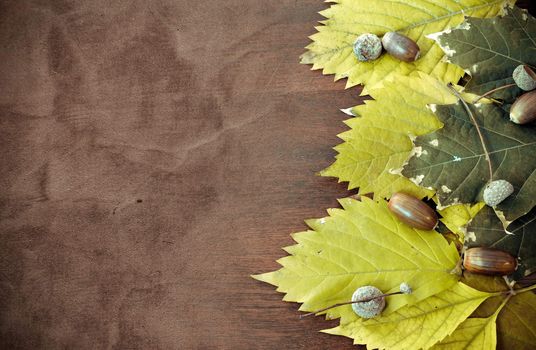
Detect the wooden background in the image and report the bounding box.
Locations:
[0,1,534,349]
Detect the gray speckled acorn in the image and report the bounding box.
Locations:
[351,286,386,318]
[483,180,514,207]
[353,33,382,62]
[513,65,536,91]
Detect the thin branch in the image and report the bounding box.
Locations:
[472,83,517,103]
[299,291,402,319]
[448,84,493,181]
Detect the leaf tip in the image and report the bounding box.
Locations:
[251,272,277,285]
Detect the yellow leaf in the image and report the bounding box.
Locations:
[321,73,456,198]
[438,202,485,240]
[326,282,491,350]
[253,197,460,322]
[430,316,497,350]
[301,0,514,90]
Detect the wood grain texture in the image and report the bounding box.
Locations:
[1,1,534,349]
[0,1,362,349]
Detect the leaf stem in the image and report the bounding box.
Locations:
[299,291,403,319]
[472,83,517,103]
[493,292,513,317]
[489,283,536,297]
[510,283,536,295]
[448,84,493,181]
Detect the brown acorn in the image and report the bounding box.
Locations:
[381,32,420,62]
[463,247,517,276]
[510,90,536,124]
[388,192,438,230]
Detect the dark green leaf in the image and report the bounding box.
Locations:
[403,102,536,222]
[467,206,536,279]
[434,6,536,101]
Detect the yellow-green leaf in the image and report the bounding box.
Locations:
[326,282,491,350]
[431,316,497,350]
[321,73,456,198]
[438,202,485,240]
[253,197,460,321]
[301,0,514,90]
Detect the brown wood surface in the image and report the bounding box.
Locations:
[0,1,364,349]
[2,1,535,349]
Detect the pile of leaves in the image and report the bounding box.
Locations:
[254,1,536,349]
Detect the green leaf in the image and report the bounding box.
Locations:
[402,102,536,222]
[253,197,460,323]
[321,73,456,198]
[301,0,514,90]
[433,6,536,101]
[466,206,536,279]
[430,316,497,350]
[326,282,491,350]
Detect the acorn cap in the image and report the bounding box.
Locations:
[483,180,514,207]
[353,33,383,62]
[513,65,536,91]
[351,286,385,319]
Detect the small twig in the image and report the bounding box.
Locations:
[299,291,403,319]
[448,84,493,182]
[472,83,517,103]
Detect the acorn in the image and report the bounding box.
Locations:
[513,65,536,91]
[351,286,386,319]
[510,90,536,124]
[388,192,438,230]
[463,247,517,276]
[353,33,383,62]
[381,32,420,62]
[483,179,514,207]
